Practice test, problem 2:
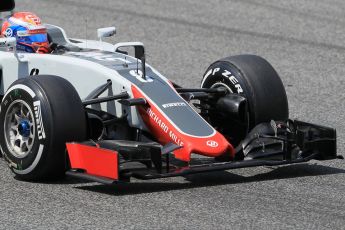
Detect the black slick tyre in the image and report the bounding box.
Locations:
[201,54,288,143]
[0,75,87,180]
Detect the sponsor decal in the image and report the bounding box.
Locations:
[162,102,187,109]
[206,140,218,148]
[25,14,41,25]
[68,51,132,63]
[4,28,13,37]
[8,17,45,30]
[16,30,28,37]
[33,101,46,140]
[28,28,47,35]
[146,107,184,146]
[129,69,153,82]
[17,44,26,50]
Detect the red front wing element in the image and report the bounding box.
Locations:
[66,143,119,180]
[131,85,235,161]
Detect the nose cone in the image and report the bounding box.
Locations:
[173,131,235,162]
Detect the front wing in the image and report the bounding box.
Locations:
[65,120,340,185]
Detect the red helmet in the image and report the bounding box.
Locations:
[1,12,51,53]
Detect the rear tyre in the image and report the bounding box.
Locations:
[0,75,87,180]
[201,54,288,144]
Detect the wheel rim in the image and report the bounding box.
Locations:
[210,82,233,94]
[4,100,36,158]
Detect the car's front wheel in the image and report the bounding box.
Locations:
[0,75,87,180]
[201,54,289,145]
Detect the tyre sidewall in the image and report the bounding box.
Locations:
[201,61,256,123]
[201,56,288,128]
[201,61,249,95]
[0,80,52,177]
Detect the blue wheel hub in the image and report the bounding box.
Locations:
[18,120,31,137]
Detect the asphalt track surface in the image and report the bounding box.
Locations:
[1,0,345,229]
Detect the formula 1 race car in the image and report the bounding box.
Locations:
[0,1,340,184]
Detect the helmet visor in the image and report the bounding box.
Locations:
[18,33,48,43]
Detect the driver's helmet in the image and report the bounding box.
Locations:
[1,12,50,53]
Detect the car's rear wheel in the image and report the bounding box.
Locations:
[0,75,87,180]
[201,54,289,144]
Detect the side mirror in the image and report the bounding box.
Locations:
[97,27,116,39]
[0,37,16,48]
[0,0,15,12]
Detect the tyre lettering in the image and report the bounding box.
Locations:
[235,84,244,93]
[2,150,18,169]
[222,70,243,93]
[33,101,46,140]
[4,84,36,99]
[222,69,232,78]
[212,68,220,75]
[14,89,20,97]
[13,144,44,174]
[229,76,238,85]
[201,68,220,87]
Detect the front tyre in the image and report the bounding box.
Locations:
[0,75,87,180]
[201,55,289,144]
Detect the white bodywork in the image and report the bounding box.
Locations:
[0,25,165,131]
